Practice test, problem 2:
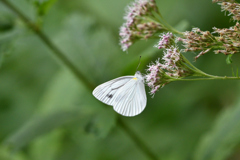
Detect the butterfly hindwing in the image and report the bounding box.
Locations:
[113,78,147,117]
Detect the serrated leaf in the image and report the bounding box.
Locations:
[194,98,240,160]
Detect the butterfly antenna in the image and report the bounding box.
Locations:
[136,56,141,72]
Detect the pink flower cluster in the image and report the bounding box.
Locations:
[212,23,240,54]
[179,23,240,59]
[119,26,132,51]
[214,0,240,21]
[178,27,217,59]
[145,47,188,95]
[213,0,235,2]
[119,0,165,51]
[155,32,174,49]
[145,61,162,95]
[124,0,158,27]
[179,28,216,56]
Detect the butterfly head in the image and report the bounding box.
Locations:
[134,71,144,81]
[135,71,141,75]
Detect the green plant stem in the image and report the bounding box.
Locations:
[170,76,240,82]
[0,0,158,159]
[180,53,221,78]
[155,12,183,35]
[118,118,158,160]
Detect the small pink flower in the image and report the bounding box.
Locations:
[145,47,193,96]
[155,32,174,49]
[119,0,165,51]
[215,1,240,21]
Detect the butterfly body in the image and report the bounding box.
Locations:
[92,71,147,117]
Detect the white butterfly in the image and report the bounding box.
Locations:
[92,71,147,117]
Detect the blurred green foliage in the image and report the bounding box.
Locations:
[0,0,240,160]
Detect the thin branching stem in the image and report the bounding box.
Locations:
[0,0,159,159]
[155,11,183,35]
[180,53,222,78]
[118,118,159,160]
[170,76,240,82]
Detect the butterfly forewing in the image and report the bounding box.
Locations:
[92,76,133,105]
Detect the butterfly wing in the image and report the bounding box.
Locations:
[92,76,134,105]
[113,79,147,117]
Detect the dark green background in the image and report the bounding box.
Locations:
[0,0,240,160]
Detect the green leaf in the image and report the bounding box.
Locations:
[0,16,22,68]
[34,0,58,16]
[0,49,4,68]
[54,13,142,82]
[28,129,64,160]
[0,32,57,139]
[226,54,233,64]
[85,107,117,138]
[36,69,103,114]
[2,67,117,152]
[236,68,239,77]
[0,15,14,32]
[4,108,85,152]
[231,67,235,77]
[0,145,27,160]
[3,68,101,152]
[37,69,90,113]
[194,98,240,160]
